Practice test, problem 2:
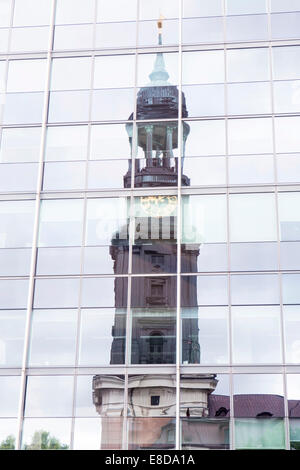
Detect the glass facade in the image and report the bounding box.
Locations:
[0,0,300,451]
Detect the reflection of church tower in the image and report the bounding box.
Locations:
[93,20,216,450]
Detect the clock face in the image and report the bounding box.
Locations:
[140,195,177,217]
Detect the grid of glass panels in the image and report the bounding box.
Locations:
[0,0,300,450]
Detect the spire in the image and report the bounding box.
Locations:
[148,14,170,86]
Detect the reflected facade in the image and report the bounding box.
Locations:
[0,0,300,451]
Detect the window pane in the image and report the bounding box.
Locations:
[55,0,95,24]
[228,82,271,115]
[51,57,92,91]
[36,247,81,275]
[273,46,300,80]
[271,12,300,40]
[96,22,136,48]
[48,90,90,123]
[90,124,131,159]
[183,17,224,44]
[83,246,126,275]
[13,0,52,26]
[229,193,277,242]
[283,306,300,363]
[278,192,300,241]
[97,0,137,22]
[0,280,29,308]
[139,0,178,20]
[0,376,21,417]
[7,59,47,92]
[73,418,103,450]
[183,0,223,17]
[274,80,300,113]
[280,242,300,270]
[287,375,300,417]
[91,88,134,121]
[45,125,88,161]
[138,19,178,47]
[184,157,226,186]
[182,50,224,85]
[3,92,44,125]
[0,0,12,27]
[181,243,228,273]
[38,199,84,247]
[0,200,35,247]
[226,15,268,42]
[0,248,32,276]
[226,0,267,15]
[78,309,126,365]
[22,418,71,450]
[232,306,282,364]
[28,309,77,367]
[75,375,100,417]
[0,29,9,53]
[275,117,300,153]
[138,52,178,87]
[87,160,128,190]
[0,419,17,449]
[0,127,41,163]
[228,118,273,154]
[230,242,278,271]
[54,24,94,50]
[0,310,26,367]
[184,120,226,156]
[25,376,74,417]
[94,55,135,89]
[228,155,274,184]
[33,279,80,308]
[235,419,285,449]
[81,278,127,308]
[181,307,229,364]
[181,276,228,306]
[231,274,280,305]
[183,84,225,117]
[282,274,300,304]
[277,155,300,183]
[0,163,38,192]
[10,27,50,53]
[43,161,86,190]
[227,47,269,82]
[271,0,300,12]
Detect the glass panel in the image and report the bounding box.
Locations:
[181,243,228,273]
[282,274,300,304]
[78,308,126,365]
[227,82,271,115]
[3,92,44,125]
[182,17,224,44]
[128,417,175,449]
[228,118,273,154]
[274,80,300,113]
[271,12,300,40]
[182,195,227,245]
[233,374,284,417]
[28,309,77,367]
[48,90,90,123]
[235,419,285,449]
[87,160,128,190]
[181,307,229,365]
[232,306,282,364]
[139,0,178,19]
[13,0,52,26]
[43,161,86,190]
[0,377,21,417]
[7,59,47,92]
[273,46,300,80]
[73,418,102,450]
[83,246,128,275]
[75,376,101,417]
[226,15,268,42]
[227,47,270,82]
[183,0,223,17]
[22,418,71,450]
[0,127,41,163]
[231,274,280,305]
[226,0,267,15]
[281,242,300,270]
[0,0,12,27]
[138,20,178,47]
[97,0,137,22]
[0,29,9,53]
[91,88,134,121]
[38,199,84,247]
[24,376,74,417]
[182,50,224,85]
[85,198,129,246]
[290,420,300,450]
[181,276,228,306]
[55,0,95,24]
[278,192,300,241]
[94,55,135,89]
[184,157,226,186]
[0,61,5,92]
[36,247,82,275]
[229,193,277,242]
[81,278,128,308]
[10,27,50,53]
[275,117,300,153]
[0,248,31,276]
[138,52,178,87]
[33,279,80,308]
[230,242,278,271]
[50,57,92,91]
[287,375,300,417]
[131,308,176,364]
[0,280,29,309]
[272,0,300,12]
[54,24,94,50]
[90,124,131,159]
[183,84,225,117]
[0,200,35,247]
[96,22,136,48]
[283,306,300,363]
[0,310,26,367]
[184,120,226,156]
[182,418,230,450]
[228,155,274,184]
[277,155,300,183]
[0,163,38,192]
[45,125,88,161]
[0,419,17,450]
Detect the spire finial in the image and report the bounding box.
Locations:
[157,13,165,46]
